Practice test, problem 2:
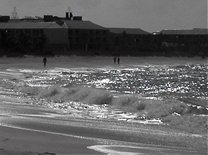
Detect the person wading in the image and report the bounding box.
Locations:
[43,57,47,67]
[117,57,120,65]
[114,57,117,64]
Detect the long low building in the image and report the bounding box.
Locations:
[0,14,207,57]
[0,17,112,55]
[0,21,69,51]
[0,13,151,56]
[156,28,208,56]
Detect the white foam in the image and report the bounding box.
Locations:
[89,79,114,85]
[18,69,42,73]
[54,67,72,73]
[88,143,204,155]
[127,119,163,125]
[88,145,141,155]
[172,112,181,116]
[26,83,52,88]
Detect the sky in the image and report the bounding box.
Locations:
[0,0,207,32]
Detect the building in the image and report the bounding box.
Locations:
[158,28,208,56]
[0,12,152,56]
[0,20,69,55]
[0,12,207,57]
[108,28,151,56]
[65,20,109,54]
[0,13,110,55]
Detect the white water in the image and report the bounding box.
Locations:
[0,56,207,127]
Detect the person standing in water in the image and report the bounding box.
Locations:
[117,57,120,65]
[114,57,117,64]
[43,57,47,67]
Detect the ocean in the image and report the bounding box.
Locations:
[0,56,207,133]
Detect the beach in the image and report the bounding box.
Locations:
[0,56,207,155]
[0,126,98,155]
[0,101,206,155]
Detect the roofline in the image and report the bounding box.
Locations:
[108,27,150,34]
[0,21,68,29]
[159,28,208,35]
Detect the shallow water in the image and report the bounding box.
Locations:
[21,64,207,98]
[0,57,207,128]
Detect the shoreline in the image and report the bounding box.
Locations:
[0,116,207,155]
[0,125,206,155]
[0,102,207,155]
[0,125,100,155]
[0,56,207,72]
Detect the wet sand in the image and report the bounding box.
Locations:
[0,126,100,155]
[0,56,207,70]
[0,101,207,155]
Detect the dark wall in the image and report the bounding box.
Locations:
[0,29,46,56]
[0,28,207,57]
[106,32,208,57]
[68,29,109,55]
[108,32,158,56]
[158,34,208,57]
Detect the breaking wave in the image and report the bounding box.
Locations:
[22,85,208,116]
[39,86,113,105]
[27,85,207,134]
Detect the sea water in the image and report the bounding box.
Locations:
[0,56,207,129]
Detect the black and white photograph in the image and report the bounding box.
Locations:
[0,0,207,154]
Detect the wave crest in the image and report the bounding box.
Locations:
[39,86,113,105]
[20,85,208,118]
[112,96,146,112]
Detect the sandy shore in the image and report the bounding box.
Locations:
[0,125,100,155]
[0,56,207,70]
[0,102,207,155]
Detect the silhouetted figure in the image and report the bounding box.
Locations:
[117,57,120,65]
[114,57,117,64]
[43,57,47,67]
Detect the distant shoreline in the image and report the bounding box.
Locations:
[0,55,207,71]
